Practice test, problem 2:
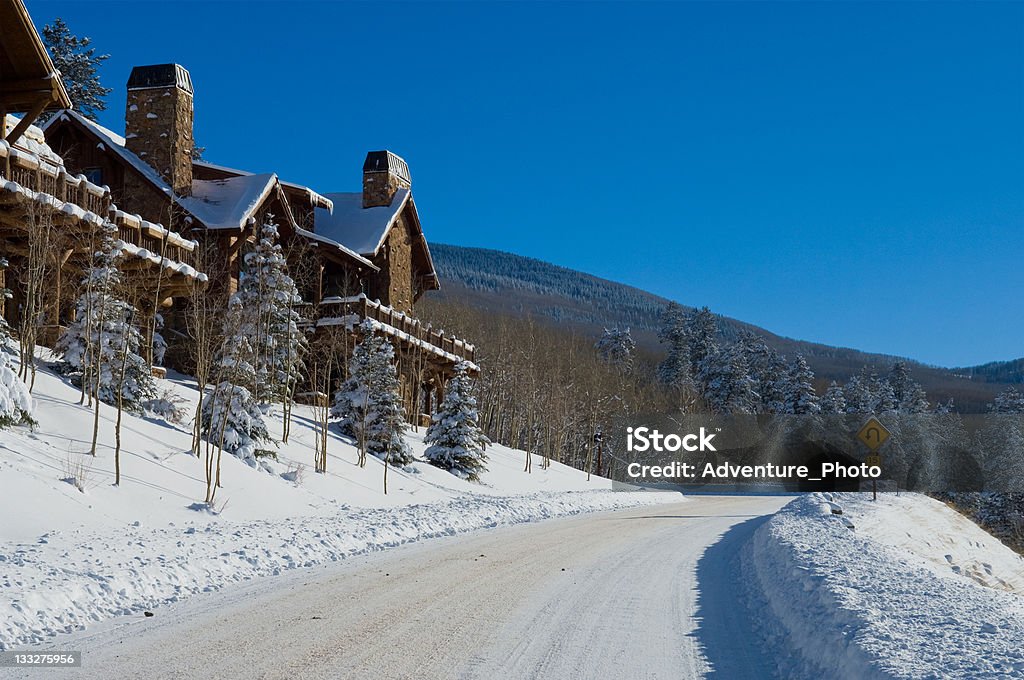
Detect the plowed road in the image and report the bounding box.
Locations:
[15,496,792,680]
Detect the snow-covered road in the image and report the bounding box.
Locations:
[6,496,791,680]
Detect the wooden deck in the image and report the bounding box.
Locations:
[317,295,476,366]
[0,136,203,293]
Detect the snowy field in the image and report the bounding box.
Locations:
[746,491,1024,679]
[0,355,679,650]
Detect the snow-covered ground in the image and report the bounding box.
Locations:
[0,354,678,650]
[746,491,1024,679]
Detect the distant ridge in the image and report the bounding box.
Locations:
[429,243,1019,412]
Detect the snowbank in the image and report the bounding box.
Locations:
[0,352,678,650]
[745,492,1024,679]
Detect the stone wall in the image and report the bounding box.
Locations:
[362,170,410,209]
[368,215,415,313]
[124,86,194,196]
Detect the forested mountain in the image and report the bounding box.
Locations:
[428,244,1018,412]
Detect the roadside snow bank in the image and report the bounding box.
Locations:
[746,493,1024,679]
[0,489,676,650]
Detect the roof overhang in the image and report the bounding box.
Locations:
[0,0,72,116]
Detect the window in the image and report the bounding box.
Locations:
[83,167,103,185]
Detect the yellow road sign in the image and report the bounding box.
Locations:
[866,454,882,468]
[857,417,891,451]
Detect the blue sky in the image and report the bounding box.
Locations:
[28,1,1024,367]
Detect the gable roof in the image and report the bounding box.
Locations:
[180,174,277,231]
[313,187,438,295]
[193,160,333,212]
[314,188,411,256]
[40,109,377,271]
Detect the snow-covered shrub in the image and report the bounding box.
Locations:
[0,351,33,427]
[152,313,167,366]
[424,361,489,481]
[201,381,274,466]
[143,388,188,425]
[332,322,411,466]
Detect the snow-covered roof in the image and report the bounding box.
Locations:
[43,110,171,197]
[295,227,376,270]
[313,188,411,256]
[193,160,333,212]
[4,114,64,168]
[44,111,279,232]
[180,174,277,231]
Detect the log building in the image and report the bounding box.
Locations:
[0,0,205,351]
[40,59,474,421]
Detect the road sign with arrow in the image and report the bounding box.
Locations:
[857,417,890,451]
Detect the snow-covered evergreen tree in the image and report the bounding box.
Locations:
[991,387,1024,414]
[0,351,33,427]
[41,18,111,121]
[424,361,490,481]
[980,388,1024,491]
[152,312,167,367]
[332,323,412,466]
[782,354,820,415]
[233,218,307,403]
[201,294,274,465]
[820,381,847,414]
[56,224,154,409]
[657,302,692,390]
[888,361,930,413]
[739,332,787,413]
[685,306,718,380]
[595,327,635,370]
[700,344,758,414]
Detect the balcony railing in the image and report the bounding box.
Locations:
[317,294,476,366]
[1,137,204,286]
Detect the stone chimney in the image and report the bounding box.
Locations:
[362,150,411,208]
[125,64,194,196]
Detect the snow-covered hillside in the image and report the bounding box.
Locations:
[0,352,678,650]
[746,492,1024,679]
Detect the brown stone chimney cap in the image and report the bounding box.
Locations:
[127,64,193,95]
[363,150,410,184]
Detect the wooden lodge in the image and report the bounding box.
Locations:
[0,0,205,349]
[25,43,474,418]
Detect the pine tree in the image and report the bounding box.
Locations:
[888,361,930,413]
[201,294,274,466]
[595,327,635,370]
[152,312,167,367]
[424,361,490,481]
[56,224,154,410]
[685,306,718,380]
[233,218,307,404]
[820,381,847,414]
[41,18,111,121]
[739,332,787,413]
[782,354,820,415]
[332,323,412,466]
[699,344,758,414]
[991,387,1024,414]
[657,302,692,390]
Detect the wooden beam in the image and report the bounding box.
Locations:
[4,97,50,146]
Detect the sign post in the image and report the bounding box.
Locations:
[857,417,891,501]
